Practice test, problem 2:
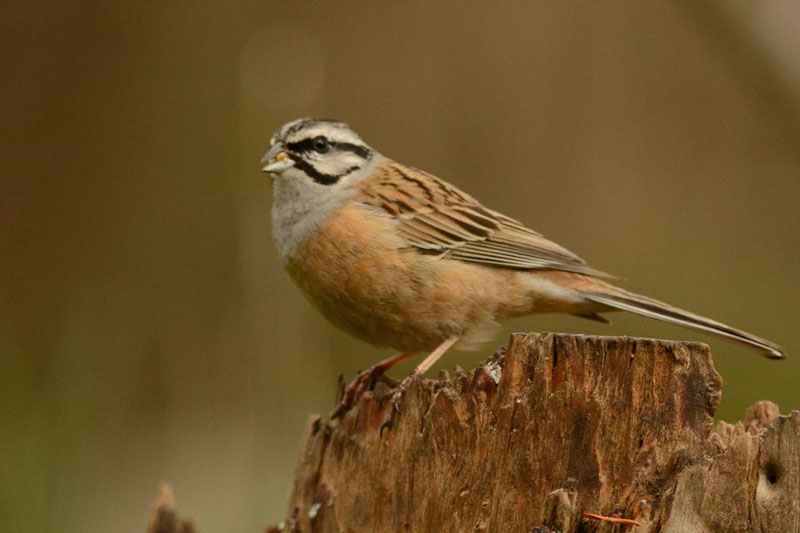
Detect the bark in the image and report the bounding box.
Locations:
[146,333,800,532]
[271,333,799,532]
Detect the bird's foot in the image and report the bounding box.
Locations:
[379,372,421,436]
[331,365,392,419]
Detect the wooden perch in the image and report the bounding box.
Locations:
[145,333,800,532]
[146,483,195,533]
[270,333,799,532]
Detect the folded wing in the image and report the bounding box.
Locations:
[357,161,615,278]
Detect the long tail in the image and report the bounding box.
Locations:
[584,289,785,359]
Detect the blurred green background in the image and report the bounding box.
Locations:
[2,2,799,531]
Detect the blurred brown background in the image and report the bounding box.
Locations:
[2,2,799,531]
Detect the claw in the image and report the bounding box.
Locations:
[331,366,383,419]
[378,374,417,435]
[330,352,414,419]
[379,416,393,437]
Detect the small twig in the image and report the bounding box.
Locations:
[582,511,642,527]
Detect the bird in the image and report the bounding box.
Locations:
[261,118,785,412]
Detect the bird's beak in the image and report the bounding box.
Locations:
[261,143,295,174]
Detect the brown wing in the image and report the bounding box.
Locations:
[356,160,616,278]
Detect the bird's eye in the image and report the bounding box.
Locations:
[312,136,329,153]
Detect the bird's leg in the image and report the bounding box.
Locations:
[331,351,414,419]
[380,336,460,434]
[412,336,460,376]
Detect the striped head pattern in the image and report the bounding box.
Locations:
[264,118,384,262]
[262,118,376,186]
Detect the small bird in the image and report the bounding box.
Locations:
[262,118,784,407]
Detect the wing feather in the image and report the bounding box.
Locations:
[357,161,616,278]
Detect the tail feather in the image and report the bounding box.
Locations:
[585,290,785,360]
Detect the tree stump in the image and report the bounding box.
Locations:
[144,333,799,532]
[268,333,799,532]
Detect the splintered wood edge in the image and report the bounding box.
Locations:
[138,333,795,532]
[146,483,196,533]
[281,332,727,530]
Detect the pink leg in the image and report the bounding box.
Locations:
[371,351,415,375]
[413,336,460,376]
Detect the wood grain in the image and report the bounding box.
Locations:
[270,333,797,532]
[146,333,799,532]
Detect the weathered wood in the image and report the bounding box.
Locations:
[143,333,798,532]
[665,402,800,532]
[271,333,799,532]
[146,483,195,533]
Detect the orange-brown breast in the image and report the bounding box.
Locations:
[283,203,541,353]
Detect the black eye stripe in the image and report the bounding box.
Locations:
[336,142,371,159]
[286,139,371,159]
[285,139,313,153]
